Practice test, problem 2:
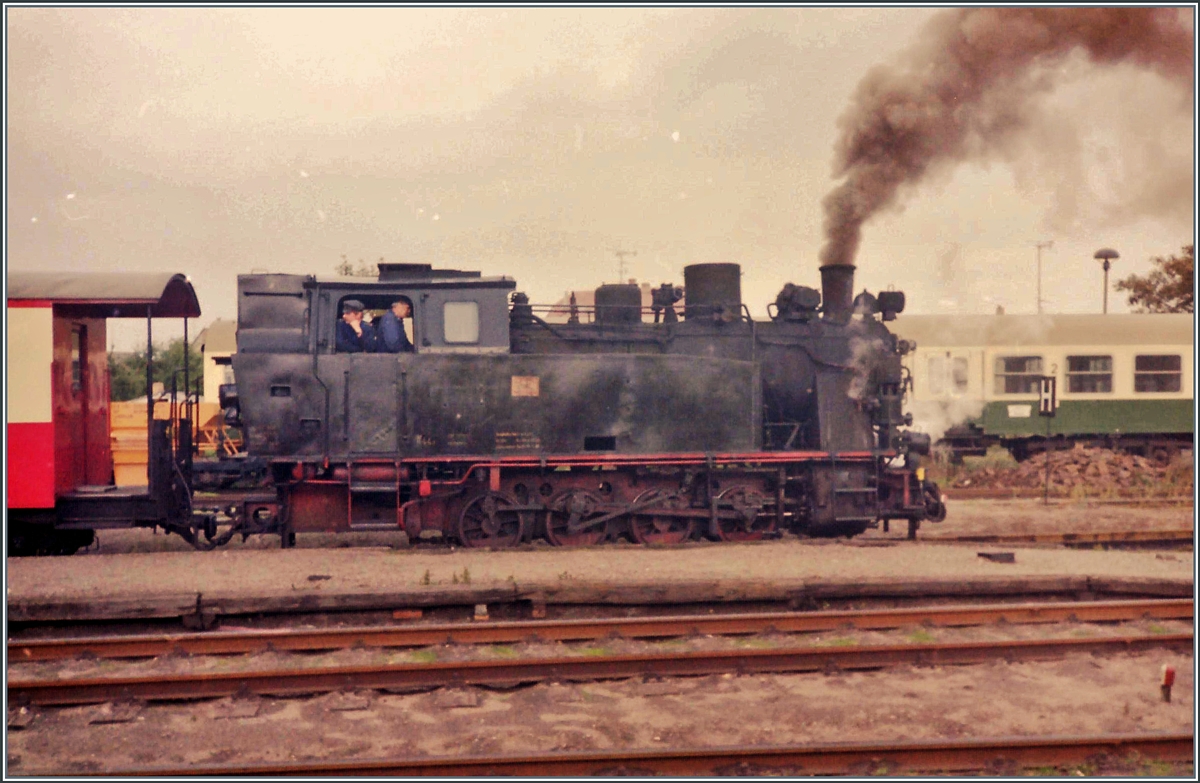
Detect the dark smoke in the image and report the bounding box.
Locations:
[820,7,1194,267]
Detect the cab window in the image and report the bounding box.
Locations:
[443,301,480,344]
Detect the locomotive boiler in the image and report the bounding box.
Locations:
[225,261,944,548]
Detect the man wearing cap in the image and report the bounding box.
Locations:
[336,299,377,353]
[378,299,414,353]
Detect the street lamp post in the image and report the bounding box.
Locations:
[1034,240,1053,314]
[1093,248,1119,314]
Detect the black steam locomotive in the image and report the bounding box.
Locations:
[219,261,944,549]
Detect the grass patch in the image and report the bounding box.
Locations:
[906,628,936,644]
[1139,759,1180,776]
[409,649,439,663]
[490,645,518,658]
[821,637,858,647]
[928,444,1018,484]
[1146,623,1171,635]
[579,646,613,657]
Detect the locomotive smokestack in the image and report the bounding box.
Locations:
[819,264,855,324]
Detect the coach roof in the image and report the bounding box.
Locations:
[892,313,1194,348]
[7,271,201,318]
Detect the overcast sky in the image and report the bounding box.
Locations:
[6,7,1195,350]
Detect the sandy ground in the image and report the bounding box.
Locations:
[5,499,1195,776]
[5,500,1195,612]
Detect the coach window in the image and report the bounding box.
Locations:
[928,354,969,397]
[1066,355,1112,393]
[994,356,1042,394]
[443,301,480,344]
[1134,354,1182,393]
[70,327,84,394]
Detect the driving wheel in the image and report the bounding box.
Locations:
[457,491,525,548]
[629,489,693,545]
[714,485,773,541]
[544,490,607,547]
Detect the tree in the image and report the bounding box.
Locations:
[336,254,383,277]
[108,338,204,401]
[1115,245,1194,314]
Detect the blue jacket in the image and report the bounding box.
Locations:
[378,310,414,353]
[336,319,377,353]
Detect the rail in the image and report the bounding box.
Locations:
[9,632,1191,706]
[924,530,1194,547]
[102,732,1194,777]
[9,598,1192,662]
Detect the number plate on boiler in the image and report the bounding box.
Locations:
[511,376,540,397]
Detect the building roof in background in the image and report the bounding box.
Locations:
[892,313,1194,348]
[192,318,237,353]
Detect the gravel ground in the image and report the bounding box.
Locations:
[7,622,1194,776]
[5,499,1194,776]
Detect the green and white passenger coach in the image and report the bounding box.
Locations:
[893,314,1194,462]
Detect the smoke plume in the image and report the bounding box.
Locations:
[820,7,1194,267]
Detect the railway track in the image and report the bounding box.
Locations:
[9,598,1192,662]
[925,529,1194,547]
[9,631,1191,706]
[100,732,1194,777]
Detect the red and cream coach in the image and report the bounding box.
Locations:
[6,272,201,555]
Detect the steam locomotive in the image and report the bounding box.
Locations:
[218,261,944,549]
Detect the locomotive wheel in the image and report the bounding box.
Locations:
[629,489,693,545]
[544,490,607,547]
[714,486,773,541]
[457,491,525,549]
[8,525,94,557]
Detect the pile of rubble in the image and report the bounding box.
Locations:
[946,446,1193,498]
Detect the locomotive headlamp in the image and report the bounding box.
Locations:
[218,383,239,411]
[877,290,905,321]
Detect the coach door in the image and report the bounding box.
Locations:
[67,324,89,487]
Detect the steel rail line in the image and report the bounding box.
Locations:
[8,632,1191,707]
[928,530,1194,546]
[9,598,1191,662]
[104,732,1196,777]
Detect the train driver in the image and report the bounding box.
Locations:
[336,299,377,353]
[378,298,414,353]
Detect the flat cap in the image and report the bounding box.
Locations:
[342,299,365,313]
